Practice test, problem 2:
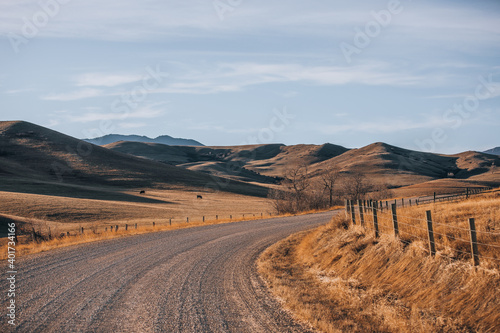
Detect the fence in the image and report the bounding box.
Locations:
[415,186,493,205]
[30,211,275,241]
[344,195,500,267]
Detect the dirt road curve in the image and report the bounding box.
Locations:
[1,211,336,333]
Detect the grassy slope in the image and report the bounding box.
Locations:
[0,121,267,196]
[105,140,500,192]
[104,141,349,181]
[258,194,500,332]
[0,121,272,234]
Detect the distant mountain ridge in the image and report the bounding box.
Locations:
[84,134,204,146]
[484,147,500,156]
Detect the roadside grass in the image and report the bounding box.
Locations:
[258,194,500,332]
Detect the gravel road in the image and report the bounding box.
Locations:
[1,210,336,333]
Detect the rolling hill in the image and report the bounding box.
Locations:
[103,141,349,183]
[84,134,203,146]
[0,120,498,233]
[0,121,266,197]
[105,140,500,190]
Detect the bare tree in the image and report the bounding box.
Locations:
[341,171,372,200]
[370,183,394,201]
[283,164,311,211]
[268,188,294,214]
[320,166,341,207]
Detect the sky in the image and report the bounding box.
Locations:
[1,0,499,154]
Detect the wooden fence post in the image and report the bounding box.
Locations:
[152,222,155,228]
[373,200,379,238]
[426,210,436,256]
[203,216,205,222]
[402,198,404,208]
[187,217,189,223]
[358,200,365,226]
[469,218,479,266]
[466,187,469,199]
[81,227,84,234]
[230,215,232,220]
[135,223,137,229]
[391,204,399,237]
[345,199,349,219]
[433,192,436,203]
[115,225,119,232]
[350,199,356,225]
[125,224,128,231]
[216,215,218,220]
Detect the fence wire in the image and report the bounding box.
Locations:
[345,195,500,265]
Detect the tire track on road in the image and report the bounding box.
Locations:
[1,210,337,332]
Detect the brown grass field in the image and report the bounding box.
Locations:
[258,192,500,332]
[0,187,272,242]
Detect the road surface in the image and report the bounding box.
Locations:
[1,210,336,332]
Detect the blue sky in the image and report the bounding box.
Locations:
[1,0,499,153]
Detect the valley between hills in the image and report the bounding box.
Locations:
[0,120,499,236]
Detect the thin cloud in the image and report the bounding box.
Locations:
[65,104,165,123]
[147,61,427,95]
[119,122,147,129]
[75,73,143,87]
[315,117,452,134]
[42,88,103,101]
[3,88,35,94]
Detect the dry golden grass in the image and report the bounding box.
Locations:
[258,194,500,332]
[376,192,500,269]
[0,188,272,232]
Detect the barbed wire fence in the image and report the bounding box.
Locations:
[344,187,500,267]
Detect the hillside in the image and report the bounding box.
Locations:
[84,134,203,146]
[104,141,349,183]
[0,121,266,197]
[485,147,500,156]
[258,194,500,332]
[105,140,500,190]
[309,143,500,188]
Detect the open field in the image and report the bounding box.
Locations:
[258,193,500,332]
[0,186,272,235]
